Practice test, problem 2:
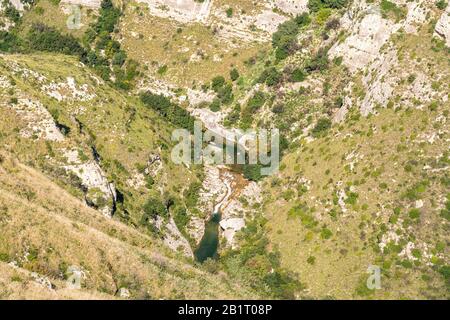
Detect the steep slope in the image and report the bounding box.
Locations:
[224,0,450,299]
[0,0,449,300]
[0,152,259,299]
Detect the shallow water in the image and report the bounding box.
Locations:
[194,212,221,263]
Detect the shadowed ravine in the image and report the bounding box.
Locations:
[194,167,239,262]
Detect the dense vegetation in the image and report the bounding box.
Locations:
[0,0,138,89]
[81,0,139,89]
[140,91,195,130]
[272,13,311,60]
[27,23,85,56]
[221,217,304,299]
[307,0,348,12]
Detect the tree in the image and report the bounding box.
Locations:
[141,197,167,223]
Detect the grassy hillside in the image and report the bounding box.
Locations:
[0,152,258,299]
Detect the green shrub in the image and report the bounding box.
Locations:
[257,67,281,86]
[230,68,240,81]
[380,0,407,21]
[184,182,201,209]
[308,0,348,13]
[243,164,263,181]
[304,48,329,72]
[316,8,332,25]
[4,5,21,23]
[157,64,168,75]
[209,98,221,112]
[290,68,306,82]
[436,0,448,10]
[217,83,234,104]
[307,256,316,265]
[408,208,421,220]
[173,206,190,231]
[211,76,226,92]
[312,118,332,137]
[0,31,22,52]
[141,197,167,222]
[320,227,333,239]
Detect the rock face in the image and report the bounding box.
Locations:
[434,5,450,47]
[63,149,117,217]
[329,8,399,72]
[8,0,25,11]
[136,0,307,43]
[60,0,101,8]
[360,49,398,115]
[42,77,96,102]
[197,165,228,214]
[9,98,65,141]
[403,0,428,34]
[220,180,262,249]
[136,0,213,24]
[219,218,245,248]
[270,0,308,15]
[155,216,193,258]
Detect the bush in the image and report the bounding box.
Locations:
[112,50,127,66]
[308,0,347,12]
[243,164,263,181]
[436,0,448,10]
[222,217,304,299]
[211,76,225,92]
[0,31,22,52]
[257,67,281,86]
[173,206,190,231]
[240,91,266,129]
[290,68,306,82]
[325,17,340,30]
[184,182,201,208]
[230,68,240,81]
[4,5,21,23]
[272,103,285,114]
[320,227,333,239]
[141,197,167,222]
[95,0,121,34]
[380,0,407,21]
[217,83,234,104]
[312,117,332,136]
[408,209,421,220]
[247,91,266,112]
[209,98,221,112]
[304,48,329,72]
[316,8,332,25]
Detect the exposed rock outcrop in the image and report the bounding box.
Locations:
[8,98,65,141]
[63,149,117,217]
[434,5,450,46]
[60,0,101,8]
[329,6,399,72]
[155,216,194,258]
